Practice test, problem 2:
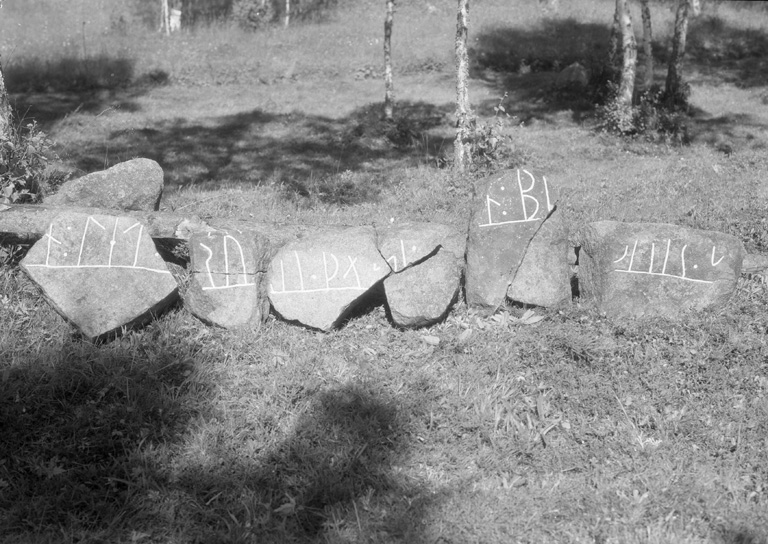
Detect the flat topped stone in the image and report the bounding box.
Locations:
[267,226,390,331]
[20,211,178,341]
[45,158,164,212]
[185,229,272,329]
[578,221,745,319]
[465,168,559,311]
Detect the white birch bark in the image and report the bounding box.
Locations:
[665,0,690,104]
[640,0,653,91]
[454,0,472,172]
[160,0,170,35]
[616,0,637,107]
[383,0,395,120]
[0,61,11,140]
[285,0,290,27]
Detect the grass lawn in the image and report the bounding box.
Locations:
[1,0,768,542]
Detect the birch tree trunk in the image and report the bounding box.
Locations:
[383,0,395,121]
[640,0,653,91]
[454,0,472,172]
[0,2,10,140]
[616,0,637,108]
[608,6,621,77]
[160,0,170,35]
[284,0,290,27]
[665,0,690,106]
[0,61,11,140]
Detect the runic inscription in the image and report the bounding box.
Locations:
[25,215,170,275]
[478,169,554,228]
[196,233,256,291]
[613,239,726,284]
[270,251,382,295]
[383,239,421,272]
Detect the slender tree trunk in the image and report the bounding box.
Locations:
[0,61,12,140]
[454,0,472,172]
[284,0,290,27]
[383,0,395,121]
[608,5,621,77]
[665,0,690,105]
[0,2,10,140]
[616,0,637,107]
[640,0,653,91]
[160,0,170,35]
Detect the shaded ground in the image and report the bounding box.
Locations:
[0,292,434,543]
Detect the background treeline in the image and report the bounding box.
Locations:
[127,0,342,29]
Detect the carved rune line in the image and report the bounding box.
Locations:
[198,234,256,291]
[270,251,367,295]
[613,239,725,284]
[478,169,554,228]
[26,217,170,275]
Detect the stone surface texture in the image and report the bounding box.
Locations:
[185,229,272,328]
[507,210,571,307]
[266,226,389,331]
[45,158,164,212]
[384,249,462,328]
[378,222,465,328]
[377,222,465,273]
[465,168,559,311]
[578,221,744,319]
[20,212,178,340]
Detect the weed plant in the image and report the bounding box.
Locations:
[0,122,67,203]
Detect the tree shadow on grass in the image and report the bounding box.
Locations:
[0,339,204,541]
[469,18,612,124]
[661,14,768,89]
[171,382,434,543]
[0,347,434,543]
[5,54,168,127]
[469,13,768,127]
[0,266,436,542]
[42,100,454,204]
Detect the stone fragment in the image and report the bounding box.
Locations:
[377,222,465,272]
[185,230,272,329]
[384,249,462,328]
[20,212,178,341]
[578,221,744,319]
[266,226,389,331]
[45,158,164,212]
[555,62,588,88]
[507,210,571,307]
[377,222,464,328]
[465,168,558,311]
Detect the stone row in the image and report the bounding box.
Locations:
[4,160,749,340]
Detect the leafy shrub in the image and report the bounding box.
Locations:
[468,94,527,172]
[595,81,691,144]
[232,0,339,28]
[232,0,275,29]
[0,123,67,204]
